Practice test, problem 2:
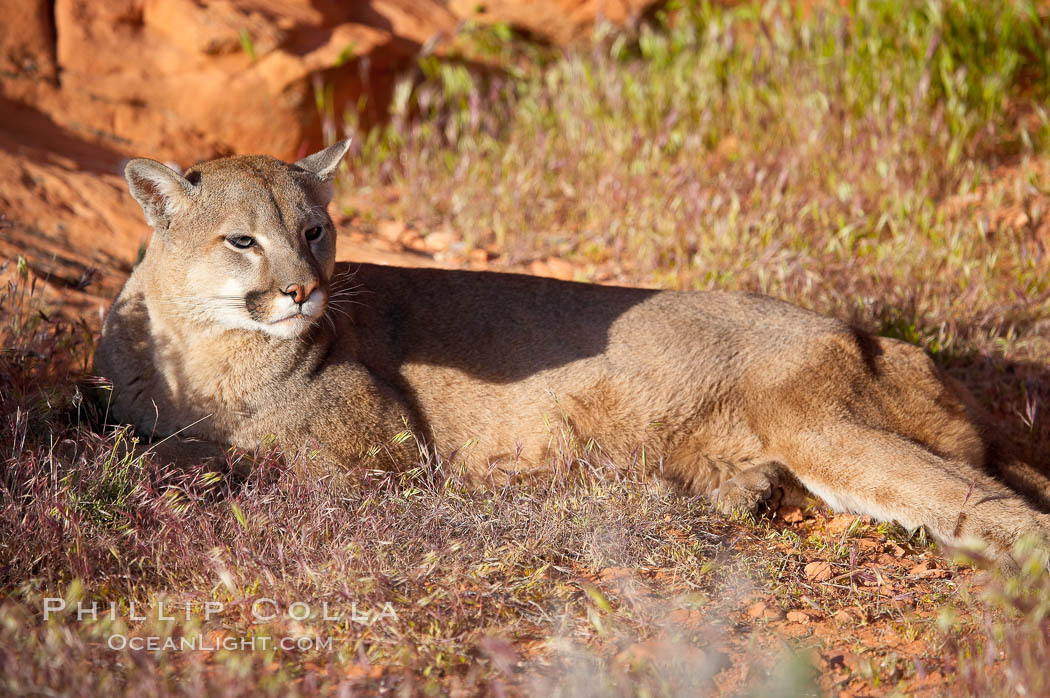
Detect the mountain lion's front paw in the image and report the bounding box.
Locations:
[711,467,782,516]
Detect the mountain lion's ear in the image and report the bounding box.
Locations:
[125,158,195,231]
[294,139,352,184]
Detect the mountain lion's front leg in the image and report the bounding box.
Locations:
[245,362,424,470]
[110,432,231,469]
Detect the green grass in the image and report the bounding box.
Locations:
[4,0,1050,694]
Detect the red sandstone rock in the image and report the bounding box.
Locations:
[0,0,57,81]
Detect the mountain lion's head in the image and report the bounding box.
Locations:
[124,140,351,339]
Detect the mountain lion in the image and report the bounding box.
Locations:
[94,140,1050,563]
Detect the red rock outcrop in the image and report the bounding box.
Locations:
[2,0,464,164]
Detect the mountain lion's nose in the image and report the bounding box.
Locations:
[282,280,318,304]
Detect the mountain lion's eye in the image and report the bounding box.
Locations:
[305,225,324,242]
[227,236,255,249]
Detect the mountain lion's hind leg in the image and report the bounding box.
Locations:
[711,461,808,516]
[773,423,1050,559]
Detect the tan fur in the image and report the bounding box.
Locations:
[95,141,1050,561]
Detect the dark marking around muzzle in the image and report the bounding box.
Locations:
[245,290,270,321]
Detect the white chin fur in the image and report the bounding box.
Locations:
[258,288,327,338]
[260,315,317,339]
